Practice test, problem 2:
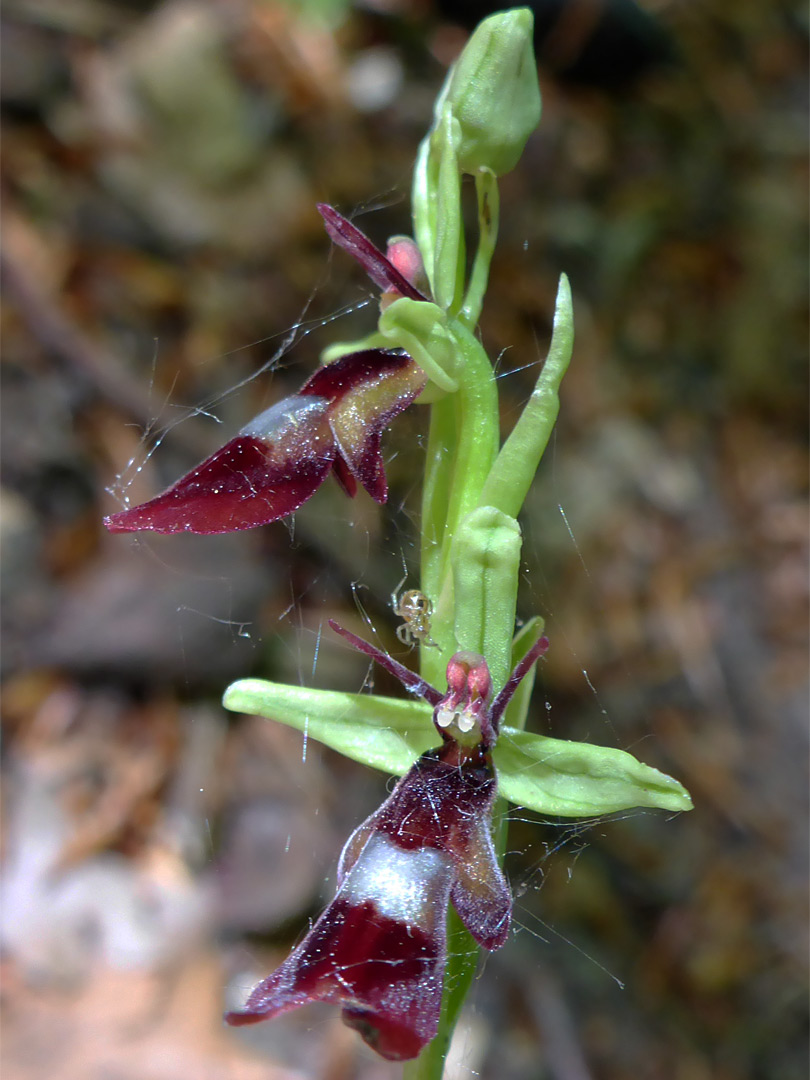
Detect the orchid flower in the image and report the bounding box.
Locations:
[104,207,431,536]
[225,627,549,1060]
[225,621,690,1061]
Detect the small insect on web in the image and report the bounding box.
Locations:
[391,577,439,649]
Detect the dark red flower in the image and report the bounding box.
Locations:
[104,348,426,534]
[224,624,549,1060]
[105,206,430,535]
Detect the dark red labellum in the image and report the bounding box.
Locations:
[105,349,425,535]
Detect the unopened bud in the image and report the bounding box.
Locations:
[445,8,541,177]
[380,236,431,310]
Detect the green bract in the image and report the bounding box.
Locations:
[479,274,574,516]
[223,679,693,817]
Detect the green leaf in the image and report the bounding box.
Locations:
[495,727,694,816]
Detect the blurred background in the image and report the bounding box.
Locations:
[1,1,807,1078]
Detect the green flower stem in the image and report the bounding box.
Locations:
[460,168,499,328]
[402,910,478,1080]
[381,13,559,1073]
[413,293,509,1080]
[412,206,509,1076]
[478,273,574,517]
[410,30,540,1059]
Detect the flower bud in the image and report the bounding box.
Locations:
[380,236,431,310]
[445,8,541,176]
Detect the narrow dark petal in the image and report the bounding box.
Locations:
[317,204,428,302]
[489,634,550,731]
[328,619,443,705]
[105,396,334,534]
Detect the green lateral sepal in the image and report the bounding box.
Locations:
[496,727,694,816]
[378,297,459,392]
[224,678,693,816]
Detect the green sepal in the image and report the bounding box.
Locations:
[223,679,693,817]
[496,727,694,816]
[378,297,459,392]
[430,107,465,311]
[452,505,521,692]
[224,679,435,773]
[320,331,389,364]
